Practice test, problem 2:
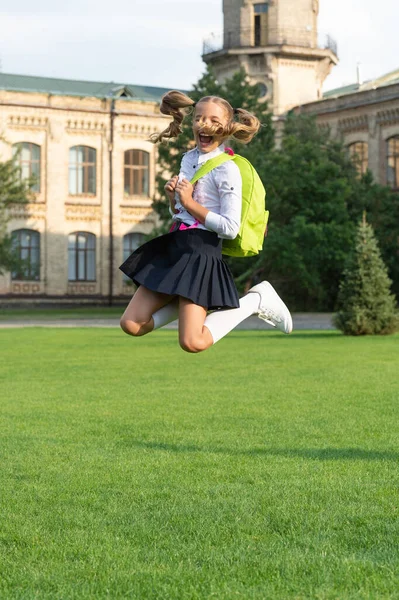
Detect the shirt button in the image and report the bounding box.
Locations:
[231,187,234,190]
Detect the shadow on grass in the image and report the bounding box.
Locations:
[125,440,398,461]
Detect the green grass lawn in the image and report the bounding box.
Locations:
[0,306,123,320]
[1,329,399,599]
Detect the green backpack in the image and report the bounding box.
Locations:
[190,151,269,257]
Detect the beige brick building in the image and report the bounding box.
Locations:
[1,0,398,304]
[0,75,170,303]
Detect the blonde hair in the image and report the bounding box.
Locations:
[152,91,261,145]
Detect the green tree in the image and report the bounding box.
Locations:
[152,71,399,311]
[357,172,399,299]
[0,155,32,274]
[239,114,399,310]
[334,216,398,335]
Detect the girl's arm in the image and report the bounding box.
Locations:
[176,163,242,239]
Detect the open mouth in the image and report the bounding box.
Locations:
[198,133,214,147]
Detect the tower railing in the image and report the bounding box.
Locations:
[203,29,338,57]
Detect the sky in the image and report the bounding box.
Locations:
[0,0,398,93]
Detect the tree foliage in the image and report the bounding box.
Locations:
[152,69,399,310]
[334,217,399,335]
[232,114,399,310]
[0,155,32,274]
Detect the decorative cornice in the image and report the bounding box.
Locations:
[376,108,399,126]
[10,202,47,219]
[65,204,102,221]
[67,283,97,295]
[11,282,42,294]
[120,123,159,137]
[338,115,369,133]
[120,206,155,223]
[66,120,106,134]
[7,115,48,130]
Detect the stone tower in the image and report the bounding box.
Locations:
[202,0,338,115]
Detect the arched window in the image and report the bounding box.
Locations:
[348,142,368,176]
[387,136,399,189]
[68,232,96,281]
[122,232,146,281]
[124,150,149,196]
[12,143,41,192]
[69,146,96,195]
[123,232,146,259]
[11,229,40,280]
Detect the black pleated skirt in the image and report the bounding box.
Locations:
[119,228,240,310]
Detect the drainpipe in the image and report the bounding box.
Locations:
[108,98,116,306]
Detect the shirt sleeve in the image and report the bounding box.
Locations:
[204,161,242,239]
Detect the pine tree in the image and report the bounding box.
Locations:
[334,215,399,335]
[0,155,31,273]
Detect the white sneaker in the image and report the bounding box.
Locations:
[248,281,293,334]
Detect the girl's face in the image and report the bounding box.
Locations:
[193,101,230,153]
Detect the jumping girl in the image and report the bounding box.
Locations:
[119,91,292,353]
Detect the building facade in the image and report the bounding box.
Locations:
[1,1,398,304]
[0,75,170,302]
[203,0,399,191]
[294,74,399,189]
[203,0,338,114]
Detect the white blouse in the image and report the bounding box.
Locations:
[171,144,242,240]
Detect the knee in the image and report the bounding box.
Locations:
[179,335,207,354]
[120,316,144,336]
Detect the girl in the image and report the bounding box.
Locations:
[119,91,292,353]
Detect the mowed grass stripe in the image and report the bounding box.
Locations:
[1,329,399,599]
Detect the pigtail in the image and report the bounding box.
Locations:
[228,108,261,144]
[151,90,195,143]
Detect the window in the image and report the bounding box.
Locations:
[69,146,96,195]
[254,3,268,13]
[124,150,150,196]
[68,232,96,281]
[387,136,399,189]
[12,143,41,192]
[11,229,40,280]
[123,232,146,281]
[254,3,268,46]
[123,232,146,259]
[348,142,368,176]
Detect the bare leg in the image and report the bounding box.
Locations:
[178,297,214,353]
[120,286,175,337]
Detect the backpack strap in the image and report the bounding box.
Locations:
[190,152,233,185]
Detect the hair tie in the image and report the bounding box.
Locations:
[233,108,239,115]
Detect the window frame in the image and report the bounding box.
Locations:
[386,135,399,190]
[69,146,97,196]
[12,142,41,193]
[124,149,150,197]
[68,231,96,282]
[11,228,41,281]
[348,141,369,177]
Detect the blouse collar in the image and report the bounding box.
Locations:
[197,143,226,166]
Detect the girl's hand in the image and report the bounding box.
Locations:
[165,175,179,213]
[165,175,179,201]
[176,179,194,209]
